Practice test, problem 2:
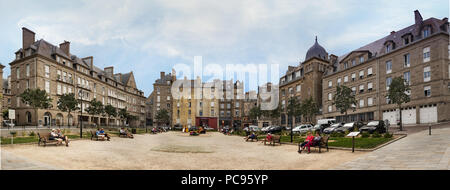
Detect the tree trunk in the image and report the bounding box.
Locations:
[398,105,403,131]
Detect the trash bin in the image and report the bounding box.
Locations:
[131,128,137,134]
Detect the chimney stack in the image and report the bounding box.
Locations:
[160,72,165,80]
[104,66,114,77]
[59,41,70,56]
[390,31,396,35]
[22,27,35,50]
[414,10,423,25]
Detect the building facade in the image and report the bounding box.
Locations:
[147,71,175,126]
[9,28,146,127]
[321,10,450,124]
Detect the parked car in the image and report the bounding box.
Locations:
[244,125,260,132]
[312,123,330,133]
[323,123,343,134]
[189,126,198,132]
[3,120,14,128]
[317,119,336,125]
[261,126,271,132]
[359,120,386,134]
[173,125,183,130]
[266,125,282,133]
[336,121,365,133]
[293,124,313,134]
[203,126,214,131]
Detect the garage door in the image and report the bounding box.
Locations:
[420,105,438,124]
[383,109,399,125]
[401,107,416,125]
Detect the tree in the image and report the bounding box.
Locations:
[386,77,410,131]
[3,109,9,120]
[249,106,262,123]
[85,98,104,116]
[333,85,357,123]
[19,88,53,125]
[57,93,80,126]
[104,104,117,126]
[287,97,302,142]
[301,97,319,124]
[155,109,170,126]
[118,108,130,126]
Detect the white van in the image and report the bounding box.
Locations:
[317,119,336,125]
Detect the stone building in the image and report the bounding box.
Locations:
[2,76,12,112]
[9,28,146,127]
[321,10,450,125]
[242,90,258,128]
[0,64,4,124]
[147,71,175,126]
[172,77,199,128]
[279,37,332,127]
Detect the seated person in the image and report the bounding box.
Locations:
[299,132,315,154]
[151,127,157,134]
[98,128,110,141]
[246,132,257,141]
[120,128,133,138]
[50,129,63,145]
[56,129,69,146]
[265,133,273,143]
[312,132,322,146]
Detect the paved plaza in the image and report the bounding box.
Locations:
[333,127,450,170]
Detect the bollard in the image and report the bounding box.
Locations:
[429,124,431,135]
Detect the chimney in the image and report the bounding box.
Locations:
[59,41,70,56]
[82,56,94,69]
[414,10,423,25]
[160,71,165,80]
[22,27,35,50]
[104,66,114,77]
[390,31,396,35]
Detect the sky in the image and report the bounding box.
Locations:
[0,0,448,97]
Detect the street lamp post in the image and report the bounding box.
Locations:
[79,90,83,139]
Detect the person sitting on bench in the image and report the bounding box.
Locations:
[265,133,273,142]
[151,127,157,134]
[246,132,257,141]
[97,128,110,141]
[299,132,314,154]
[50,129,63,145]
[56,129,69,146]
[120,128,134,138]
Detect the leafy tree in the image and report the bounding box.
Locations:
[386,77,410,131]
[85,98,104,116]
[332,85,357,123]
[19,88,53,124]
[249,106,262,122]
[269,105,281,125]
[301,97,319,124]
[118,108,131,126]
[104,104,117,126]
[287,97,302,142]
[3,109,9,120]
[155,109,170,126]
[57,93,80,126]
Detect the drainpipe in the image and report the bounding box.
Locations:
[376,58,380,120]
[35,58,38,126]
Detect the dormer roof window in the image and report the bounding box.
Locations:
[423,26,431,38]
[402,33,413,45]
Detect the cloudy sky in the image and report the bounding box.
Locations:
[0,0,448,96]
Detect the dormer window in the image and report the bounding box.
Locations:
[423,26,431,38]
[386,44,391,53]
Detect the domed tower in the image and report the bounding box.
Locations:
[305,36,328,61]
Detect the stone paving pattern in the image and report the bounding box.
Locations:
[333,127,450,170]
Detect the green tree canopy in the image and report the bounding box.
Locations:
[155,109,170,126]
[386,77,411,131]
[19,88,53,109]
[332,85,357,122]
[301,97,319,123]
[287,97,302,122]
[104,104,117,118]
[85,98,104,116]
[249,106,262,121]
[57,93,80,126]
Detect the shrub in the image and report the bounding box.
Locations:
[361,132,370,138]
[372,131,381,138]
[10,131,17,137]
[384,133,393,138]
[337,132,345,137]
[29,131,36,136]
[21,131,27,137]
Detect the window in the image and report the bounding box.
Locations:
[296,85,301,92]
[368,82,373,91]
[337,78,342,85]
[26,64,30,77]
[351,87,356,95]
[404,54,410,67]
[386,61,392,74]
[423,27,430,38]
[63,86,67,94]
[367,67,373,76]
[423,47,430,62]
[57,84,61,95]
[282,100,285,109]
[211,102,214,107]
[344,76,348,83]
[45,81,50,93]
[57,70,61,80]
[359,70,364,79]
[328,93,332,101]
[328,105,332,112]
[344,62,348,69]
[386,44,391,53]
[404,72,411,85]
[386,77,392,90]
[328,81,332,88]
[351,73,356,81]
[236,102,240,107]
[424,86,431,97]
[16,67,20,79]
[352,59,356,66]
[423,66,431,82]
[359,99,364,107]
[44,65,50,78]
[167,96,171,101]
[360,56,364,63]
[368,98,373,106]
[288,87,293,94]
[288,75,292,81]
[157,96,160,102]
[359,84,364,93]
[404,36,410,45]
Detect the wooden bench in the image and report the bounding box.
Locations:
[38,133,65,147]
[90,131,106,141]
[264,135,281,146]
[298,136,329,153]
[245,134,259,142]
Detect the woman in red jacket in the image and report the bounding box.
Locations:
[298,132,315,154]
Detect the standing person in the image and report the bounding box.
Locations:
[56,129,69,146]
[298,132,314,154]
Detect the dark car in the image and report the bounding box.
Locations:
[173,124,183,130]
[266,126,283,134]
[359,120,386,134]
[336,121,365,133]
[323,123,343,134]
[189,126,198,132]
[312,123,330,133]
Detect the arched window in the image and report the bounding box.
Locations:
[26,111,32,123]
